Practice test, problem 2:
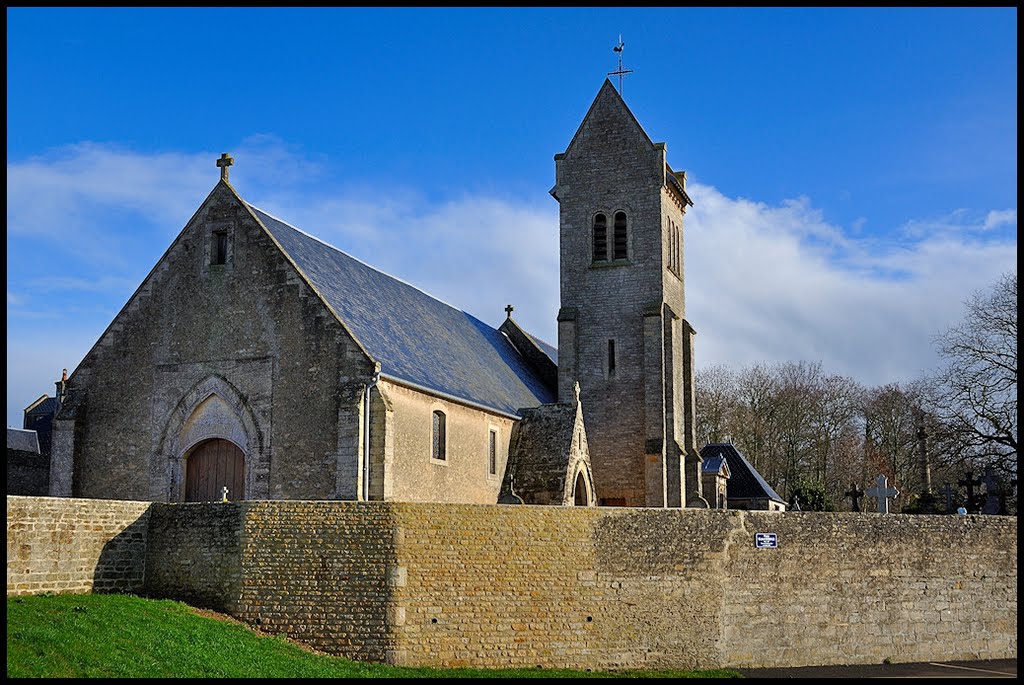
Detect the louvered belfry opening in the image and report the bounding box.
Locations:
[613,211,627,260]
[592,213,608,261]
[185,438,245,502]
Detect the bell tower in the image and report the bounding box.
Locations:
[550,80,704,508]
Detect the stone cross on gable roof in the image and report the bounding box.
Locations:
[217,153,234,182]
[866,474,899,514]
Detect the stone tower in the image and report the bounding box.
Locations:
[550,80,704,508]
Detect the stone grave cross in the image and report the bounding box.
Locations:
[958,471,981,512]
[866,474,899,514]
[845,482,865,512]
[940,482,955,514]
[982,466,1001,515]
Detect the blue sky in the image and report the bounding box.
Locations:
[6,7,1018,427]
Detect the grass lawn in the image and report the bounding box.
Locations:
[7,593,740,678]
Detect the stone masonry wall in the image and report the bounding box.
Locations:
[383,506,1016,669]
[721,512,1018,667]
[6,497,1018,669]
[7,448,49,496]
[232,502,398,662]
[142,501,400,663]
[144,502,245,613]
[6,496,151,595]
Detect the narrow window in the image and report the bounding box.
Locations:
[592,213,608,262]
[668,219,681,276]
[607,339,616,378]
[671,219,679,272]
[212,230,228,265]
[488,429,497,475]
[432,410,446,461]
[668,219,675,274]
[613,212,628,260]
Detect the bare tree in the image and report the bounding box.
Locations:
[863,382,927,499]
[926,273,1017,475]
[695,364,736,446]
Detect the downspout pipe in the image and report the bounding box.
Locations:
[362,369,380,501]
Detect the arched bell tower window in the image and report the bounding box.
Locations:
[592,213,608,262]
[613,211,628,260]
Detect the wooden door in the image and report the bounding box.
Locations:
[185,439,245,502]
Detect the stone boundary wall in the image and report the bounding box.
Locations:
[384,505,1016,669]
[6,496,151,595]
[5,497,1018,669]
[144,502,245,613]
[143,501,400,662]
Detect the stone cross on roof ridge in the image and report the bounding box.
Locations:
[866,474,899,514]
[217,153,234,182]
[505,304,514,319]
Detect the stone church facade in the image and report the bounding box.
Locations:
[49,80,704,509]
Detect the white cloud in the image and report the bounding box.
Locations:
[983,209,1017,230]
[685,182,1018,386]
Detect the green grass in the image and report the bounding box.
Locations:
[7,593,740,678]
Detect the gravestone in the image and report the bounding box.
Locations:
[845,483,864,512]
[940,482,955,514]
[866,474,899,514]
[982,467,1001,515]
[958,471,982,513]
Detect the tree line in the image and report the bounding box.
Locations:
[695,273,1017,514]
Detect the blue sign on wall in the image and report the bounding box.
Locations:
[754,532,778,549]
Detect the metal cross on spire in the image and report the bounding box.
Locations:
[608,35,634,94]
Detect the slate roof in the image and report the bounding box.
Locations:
[7,428,40,454]
[25,396,58,416]
[702,454,729,477]
[701,443,786,504]
[251,206,556,417]
[528,331,558,365]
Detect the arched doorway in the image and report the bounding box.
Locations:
[573,470,589,506]
[185,439,245,502]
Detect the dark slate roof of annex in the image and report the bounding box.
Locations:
[251,206,556,417]
[702,454,726,474]
[701,443,786,504]
[7,428,40,453]
[25,396,58,415]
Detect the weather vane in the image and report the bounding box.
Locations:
[608,35,634,94]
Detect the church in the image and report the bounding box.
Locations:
[48,80,711,509]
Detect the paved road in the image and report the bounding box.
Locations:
[738,659,1016,678]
